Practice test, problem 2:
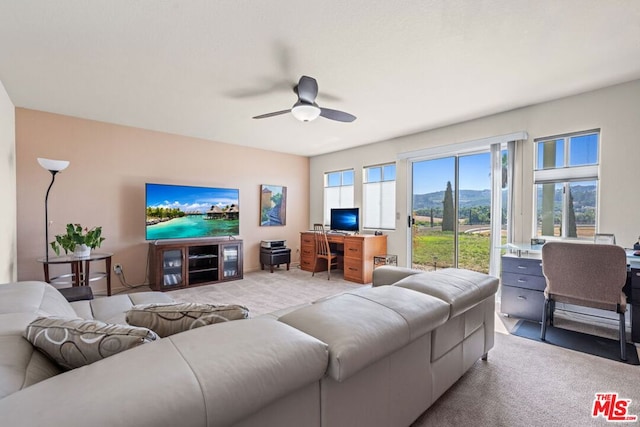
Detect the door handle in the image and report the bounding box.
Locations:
[408,216,415,227]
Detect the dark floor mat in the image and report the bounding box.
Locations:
[511,319,639,365]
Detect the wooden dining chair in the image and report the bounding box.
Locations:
[312,223,338,280]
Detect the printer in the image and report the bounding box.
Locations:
[260,239,286,249]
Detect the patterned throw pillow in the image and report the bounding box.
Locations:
[126,302,249,337]
[24,317,158,370]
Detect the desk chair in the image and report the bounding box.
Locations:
[312,224,338,280]
[540,242,628,360]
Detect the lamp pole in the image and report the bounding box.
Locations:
[44,170,59,262]
[38,158,70,263]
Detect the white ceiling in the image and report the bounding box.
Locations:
[1,1,639,157]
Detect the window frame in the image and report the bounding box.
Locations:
[323,169,355,225]
[363,163,396,230]
[533,130,600,240]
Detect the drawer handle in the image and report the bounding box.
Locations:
[517,279,526,283]
[517,266,527,269]
[348,248,358,252]
[348,267,358,271]
[517,295,527,300]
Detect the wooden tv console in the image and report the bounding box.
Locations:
[300,232,387,284]
[149,238,243,291]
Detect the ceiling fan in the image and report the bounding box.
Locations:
[252,75,356,123]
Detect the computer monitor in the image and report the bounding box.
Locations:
[330,208,359,233]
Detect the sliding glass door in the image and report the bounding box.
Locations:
[411,157,457,270]
[410,151,501,274]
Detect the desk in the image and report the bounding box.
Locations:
[37,252,113,296]
[500,244,640,342]
[630,267,640,343]
[300,232,387,284]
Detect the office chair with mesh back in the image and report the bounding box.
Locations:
[540,241,628,360]
[312,223,338,280]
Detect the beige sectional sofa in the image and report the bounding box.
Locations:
[0,267,498,427]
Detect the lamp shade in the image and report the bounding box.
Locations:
[291,103,321,122]
[38,158,70,172]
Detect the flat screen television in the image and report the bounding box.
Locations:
[145,183,239,240]
[330,207,360,233]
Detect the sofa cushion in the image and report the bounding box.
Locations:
[0,319,329,427]
[71,291,175,324]
[0,335,62,399]
[0,281,80,398]
[0,282,77,336]
[126,302,249,337]
[279,286,449,382]
[24,317,158,370]
[392,268,499,318]
[372,265,423,287]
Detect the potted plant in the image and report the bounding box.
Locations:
[50,223,105,258]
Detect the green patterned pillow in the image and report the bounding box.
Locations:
[24,317,158,370]
[126,302,249,337]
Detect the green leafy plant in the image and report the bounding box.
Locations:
[50,223,105,255]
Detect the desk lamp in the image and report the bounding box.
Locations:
[38,158,70,262]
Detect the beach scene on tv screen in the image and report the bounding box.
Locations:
[146,184,239,240]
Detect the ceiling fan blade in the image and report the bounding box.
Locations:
[319,108,357,122]
[296,76,318,104]
[252,109,291,119]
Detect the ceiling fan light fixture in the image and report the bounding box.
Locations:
[291,104,321,122]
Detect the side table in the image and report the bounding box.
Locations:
[37,252,113,296]
[260,248,291,273]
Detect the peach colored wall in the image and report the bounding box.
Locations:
[0,80,16,283]
[16,108,309,295]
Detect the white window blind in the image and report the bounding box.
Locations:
[363,164,396,229]
[324,170,354,225]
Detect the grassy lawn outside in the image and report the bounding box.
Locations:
[412,228,496,274]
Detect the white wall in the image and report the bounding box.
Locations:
[310,79,640,266]
[0,80,17,282]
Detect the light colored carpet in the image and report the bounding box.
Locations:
[161,268,640,426]
[412,327,640,427]
[169,267,364,316]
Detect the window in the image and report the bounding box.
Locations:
[363,163,396,229]
[324,169,354,225]
[534,130,599,239]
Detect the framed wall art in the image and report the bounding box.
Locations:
[260,184,287,226]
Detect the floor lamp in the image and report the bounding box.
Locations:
[38,158,70,262]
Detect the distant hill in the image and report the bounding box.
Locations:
[414,184,596,211]
[413,189,491,209]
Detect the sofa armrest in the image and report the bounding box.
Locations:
[372,265,423,287]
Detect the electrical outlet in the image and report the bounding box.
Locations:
[114,264,123,275]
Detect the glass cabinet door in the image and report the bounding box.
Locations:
[221,244,241,279]
[162,248,184,288]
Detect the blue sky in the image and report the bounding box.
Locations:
[413,153,491,194]
[146,184,239,212]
